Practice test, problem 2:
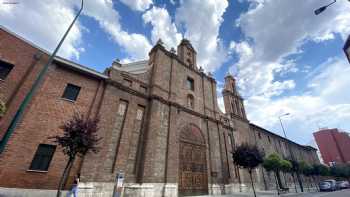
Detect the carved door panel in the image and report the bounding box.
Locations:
[179,141,208,196]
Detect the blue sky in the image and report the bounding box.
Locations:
[1,0,350,148]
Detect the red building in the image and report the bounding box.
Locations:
[313,128,350,166]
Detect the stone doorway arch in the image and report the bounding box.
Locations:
[178,124,208,196]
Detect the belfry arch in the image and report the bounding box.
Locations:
[178,124,208,196]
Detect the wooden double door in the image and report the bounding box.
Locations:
[179,141,208,196]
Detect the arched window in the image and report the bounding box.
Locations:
[187,94,194,109]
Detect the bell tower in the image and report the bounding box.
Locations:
[222,74,247,119]
[177,39,197,69]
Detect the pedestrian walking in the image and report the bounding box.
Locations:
[67,173,80,197]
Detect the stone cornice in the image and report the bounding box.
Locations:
[106,79,233,130]
[120,72,149,87]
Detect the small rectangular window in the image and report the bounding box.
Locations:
[29,144,56,171]
[268,136,271,143]
[258,132,261,139]
[124,78,132,87]
[0,60,14,80]
[118,100,128,116]
[186,77,194,91]
[136,105,145,120]
[62,83,81,101]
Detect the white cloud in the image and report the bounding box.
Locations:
[245,58,350,144]
[142,6,182,48]
[230,0,350,144]
[231,0,350,98]
[0,0,152,61]
[0,0,83,59]
[120,0,153,11]
[176,0,229,72]
[79,0,152,60]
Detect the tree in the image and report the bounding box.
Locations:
[318,164,330,177]
[280,159,292,189]
[330,164,350,178]
[299,162,313,191]
[288,159,304,192]
[232,144,264,197]
[0,99,6,117]
[263,154,284,191]
[286,158,298,192]
[50,113,101,197]
[280,159,292,173]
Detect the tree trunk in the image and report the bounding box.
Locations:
[283,172,288,188]
[57,157,75,197]
[249,169,257,197]
[296,172,304,192]
[291,172,297,193]
[262,168,268,190]
[276,170,283,189]
[312,176,319,192]
[274,172,280,195]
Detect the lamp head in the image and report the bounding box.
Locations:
[314,6,327,15]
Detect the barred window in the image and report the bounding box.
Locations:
[29,144,56,171]
[0,60,14,80]
[118,100,128,116]
[62,84,81,101]
[136,106,145,120]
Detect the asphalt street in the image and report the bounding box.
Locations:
[291,189,350,197]
[189,189,350,197]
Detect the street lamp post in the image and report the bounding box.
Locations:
[278,113,290,138]
[278,113,304,193]
[0,0,84,153]
[314,0,350,65]
[314,0,337,15]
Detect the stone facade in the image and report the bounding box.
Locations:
[0,27,319,196]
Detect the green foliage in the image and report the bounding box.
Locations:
[300,162,313,176]
[280,159,292,172]
[50,113,101,159]
[311,164,328,176]
[232,143,264,171]
[330,164,350,178]
[263,154,292,172]
[318,164,330,176]
[287,158,300,173]
[263,153,282,172]
[0,99,6,117]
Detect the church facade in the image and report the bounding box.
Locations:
[0,27,318,196]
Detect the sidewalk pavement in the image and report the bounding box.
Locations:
[188,191,319,197]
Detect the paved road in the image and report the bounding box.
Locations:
[292,189,350,197]
[190,189,350,197]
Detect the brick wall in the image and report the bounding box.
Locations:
[0,28,104,189]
